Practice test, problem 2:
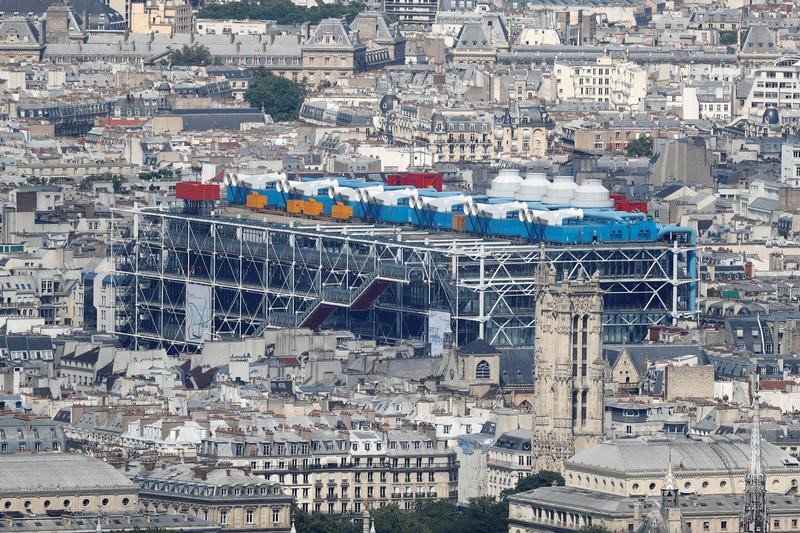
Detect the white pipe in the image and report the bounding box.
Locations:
[279,179,338,196]
[472,201,527,219]
[238,172,285,189]
[521,208,584,225]
[328,186,361,201]
[414,195,473,213]
[357,185,385,202]
[371,188,418,206]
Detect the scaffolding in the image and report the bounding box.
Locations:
[111,206,697,354]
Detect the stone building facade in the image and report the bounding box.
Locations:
[198,426,459,516]
[136,464,292,532]
[301,19,367,85]
[531,265,604,473]
[486,429,532,499]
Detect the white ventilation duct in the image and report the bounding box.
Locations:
[411,195,473,213]
[469,201,527,219]
[520,208,584,225]
[515,172,550,202]
[229,173,239,187]
[571,178,614,209]
[238,172,285,189]
[356,185,384,202]
[486,168,523,198]
[519,209,540,222]
[542,175,578,205]
[278,179,338,196]
[371,188,419,206]
[328,186,361,201]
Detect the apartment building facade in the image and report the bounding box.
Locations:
[554,57,648,111]
[198,426,459,516]
[130,0,193,34]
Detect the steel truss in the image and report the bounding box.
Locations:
[111,207,697,353]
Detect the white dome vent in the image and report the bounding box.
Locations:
[542,175,578,205]
[515,172,550,202]
[487,168,523,198]
[572,178,614,209]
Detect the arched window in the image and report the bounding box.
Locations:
[475,360,490,380]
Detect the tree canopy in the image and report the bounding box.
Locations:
[245,67,307,122]
[168,44,221,67]
[198,0,364,25]
[625,135,654,157]
[500,470,565,499]
[719,31,738,46]
[292,507,360,533]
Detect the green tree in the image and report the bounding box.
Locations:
[719,31,738,45]
[460,496,509,533]
[500,470,565,499]
[411,499,461,533]
[245,67,307,122]
[625,135,654,157]
[169,44,222,67]
[373,504,432,533]
[292,506,359,533]
[198,0,364,25]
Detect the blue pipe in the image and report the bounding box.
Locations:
[417,191,463,198]
[657,225,697,246]
[583,210,625,223]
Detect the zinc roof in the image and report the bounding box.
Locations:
[0,453,135,493]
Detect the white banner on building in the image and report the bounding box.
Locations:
[185,283,213,343]
[428,310,451,356]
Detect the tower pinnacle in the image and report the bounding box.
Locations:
[740,367,769,533]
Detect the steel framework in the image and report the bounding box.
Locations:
[111,207,697,353]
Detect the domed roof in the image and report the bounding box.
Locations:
[763,107,780,125]
[157,81,171,92]
[379,94,399,114]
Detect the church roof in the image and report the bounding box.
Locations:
[567,434,792,474]
[458,338,500,355]
[0,452,135,492]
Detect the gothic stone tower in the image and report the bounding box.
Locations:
[532,264,604,473]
